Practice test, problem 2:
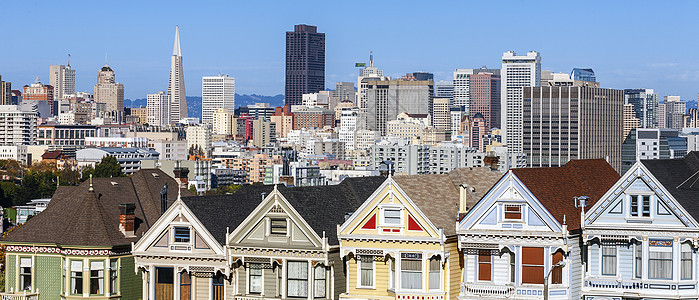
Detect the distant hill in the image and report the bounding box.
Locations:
[125,94,285,121]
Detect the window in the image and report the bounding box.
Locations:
[631,196,639,216]
[90,261,104,295]
[155,267,174,299]
[20,257,31,291]
[212,274,224,300]
[551,252,563,284]
[630,195,651,217]
[682,243,693,280]
[180,272,191,300]
[384,208,401,225]
[504,204,522,220]
[389,259,395,290]
[521,247,544,284]
[174,227,190,243]
[71,260,84,294]
[271,219,287,235]
[649,241,673,280]
[359,256,374,288]
[642,196,650,217]
[478,250,492,281]
[288,261,308,297]
[601,245,617,276]
[249,264,263,294]
[509,253,516,283]
[635,243,642,279]
[314,265,326,298]
[429,257,440,290]
[401,253,422,290]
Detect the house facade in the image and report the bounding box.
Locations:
[457,159,619,299]
[582,156,699,299]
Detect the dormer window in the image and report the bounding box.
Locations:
[173,227,190,243]
[504,204,522,221]
[630,195,651,217]
[270,219,287,235]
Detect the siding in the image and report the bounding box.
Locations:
[346,256,390,297]
[119,256,142,300]
[589,244,599,276]
[329,250,345,299]
[569,236,583,300]
[6,254,15,292]
[493,253,509,285]
[445,240,461,299]
[465,254,475,283]
[236,266,246,295]
[619,245,633,280]
[263,267,276,297]
[195,277,209,300]
[35,256,60,300]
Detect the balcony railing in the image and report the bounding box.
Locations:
[0,292,39,300]
[234,296,280,300]
[461,283,515,297]
[395,291,446,300]
[585,278,644,290]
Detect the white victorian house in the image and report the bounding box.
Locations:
[582,154,699,300]
[457,159,619,299]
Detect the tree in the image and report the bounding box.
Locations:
[0,159,22,179]
[58,163,80,186]
[81,166,95,182]
[94,156,124,178]
[188,145,204,157]
[0,182,18,208]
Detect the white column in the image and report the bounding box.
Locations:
[642,239,649,280]
[282,259,288,298]
[308,261,313,300]
[174,267,180,300]
[142,269,148,300]
[674,239,680,281]
[149,265,156,300]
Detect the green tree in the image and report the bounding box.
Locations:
[188,145,204,156]
[81,166,95,182]
[0,182,19,208]
[94,156,124,178]
[58,163,80,186]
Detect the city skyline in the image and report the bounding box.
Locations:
[1,1,699,101]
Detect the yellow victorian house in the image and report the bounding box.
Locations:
[337,168,501,300]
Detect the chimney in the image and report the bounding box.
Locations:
[458,184,469,215]
[173,167,190,189]
[119,203,136,237]
[483,153,499,171]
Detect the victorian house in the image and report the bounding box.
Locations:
[1,169,192,300]
[338,167,502,300]
[582,153,699,299]
[133,176,383,300]
[457,159,619,299]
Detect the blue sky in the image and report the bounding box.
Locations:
[2,0,699,101]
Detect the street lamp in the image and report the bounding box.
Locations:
[544,260,566,300]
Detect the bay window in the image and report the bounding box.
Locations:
[110,260,118,295]
[314,265,326,298]
[19,257,31,291]
[478,250,492,281]
[401,253,422,290]
[649,240,673,280]
[601,245,616,276]
[359,256,374,288]
[288,261,308,297]
[90,261,104,295]
[682,243,692,280]
[521,247,544,284]
[635,243,642,279]
[249,264,262,294]
[428,257,440,290]
[71,260,83,294]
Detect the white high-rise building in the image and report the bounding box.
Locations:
[501,51,541,153]
[50,64,76,101]
[147,91,170,127]
[94,65,124,113]
[357,54,387,128]
[201,74,235,124]
[0,105,38,145]
[339,107,359,152]
[169,26,187,122]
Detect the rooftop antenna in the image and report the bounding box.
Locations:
[369,51,373,67]
[67,54,71,68]
[88,174,94,191]
[35,76,40,84]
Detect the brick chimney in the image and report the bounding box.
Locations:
[119,203,136,237]
[483,154,499,171]
[173,167,190,189]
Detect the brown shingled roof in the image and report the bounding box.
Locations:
[394,167,503,236]
[2,169,194,248]
[511,159,619,230]
[41,150,63,160]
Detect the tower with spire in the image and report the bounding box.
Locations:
[168,26,187,123]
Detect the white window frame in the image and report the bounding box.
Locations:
[502,204,524,222]
[681,243,693,280]
[428,257,441,291]
[627,194,653,219]
[400,253,423,291]
[356,257,376,289]
[600,244,617,276]
[19,257,32,291]
[247,264,263,294]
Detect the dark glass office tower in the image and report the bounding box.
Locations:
[285,24,325,106]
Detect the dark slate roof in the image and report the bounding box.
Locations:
[394,167,503,236]
[2,169,193,248]
[182,176,385,245]
[642,152,699,221]
[511,159,620,230]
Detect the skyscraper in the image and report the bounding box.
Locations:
[431,98,451,131]
[201,74,235,124]
[571,68,596,82]
[662,95,686,130]
[522,85,623,171]
[624,88,658,128]
[333,82,355,103]
[169,26,187,122]
[365,78,432,135]
[501,51,541,153]
[285,24,325,106]
[23,79,55,115]
[468,72,501,129]
[94,65,124,113]
[0,75,10,105]
[50,64,75,100]
[147,91,170,127]
[452,67,500,111]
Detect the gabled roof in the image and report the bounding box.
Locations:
[182,176,384,245]
[41,150,63,160]
[394,167,502,236]
[511,159,619,230]
[2,169,193,248]
[642,152,699,221]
